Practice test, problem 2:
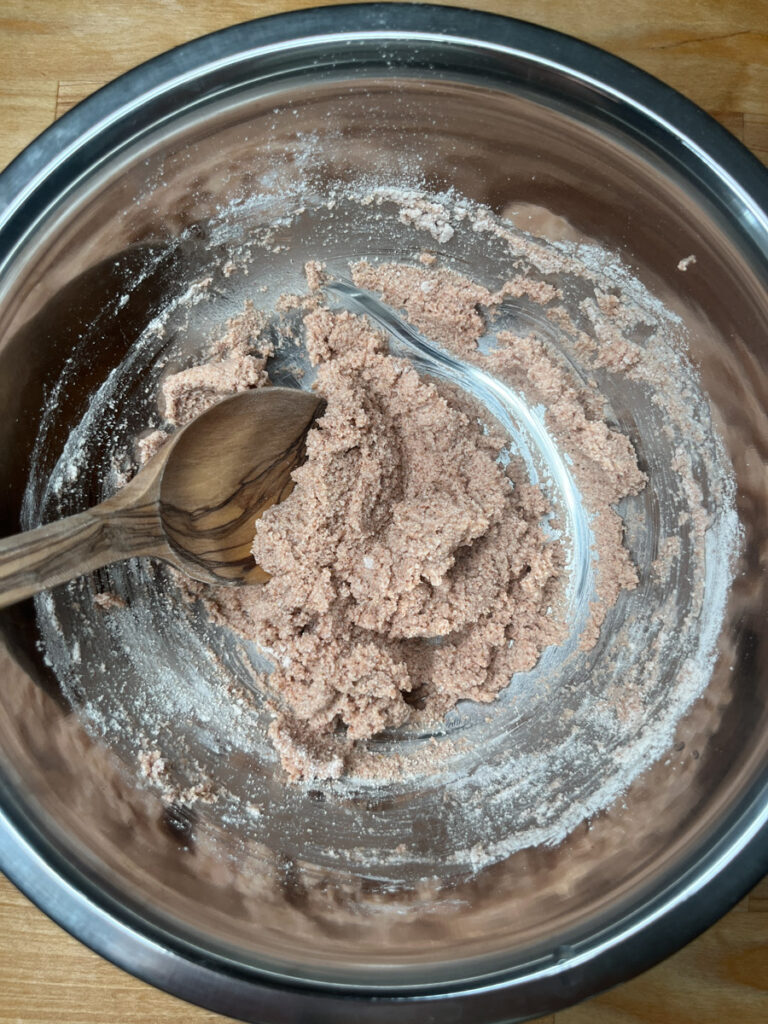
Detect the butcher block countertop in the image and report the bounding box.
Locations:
[0,2,766,1022]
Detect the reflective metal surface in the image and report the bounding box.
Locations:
[0,5,767,1023]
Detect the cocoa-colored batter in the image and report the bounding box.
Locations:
[210,309,564,778]
[148,261,643,780]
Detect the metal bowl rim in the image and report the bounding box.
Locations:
[0,4,767,1021]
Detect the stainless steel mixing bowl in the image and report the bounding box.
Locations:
[0,5,767,1022]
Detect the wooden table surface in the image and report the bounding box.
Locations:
[0,1,766,1022]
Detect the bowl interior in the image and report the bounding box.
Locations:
[0,32,767,992]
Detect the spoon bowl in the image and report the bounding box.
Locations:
[158,388,325,585]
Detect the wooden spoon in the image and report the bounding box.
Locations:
[0,388,324,609]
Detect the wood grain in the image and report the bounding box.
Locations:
[0,2,766,1023]
[1,873,767,1024]
[0,387,323,605]
[0,874,224,1024]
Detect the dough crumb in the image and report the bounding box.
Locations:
[305,260,327,290]
[160,304,272,427]
[137,429,168,465]
[93,591,127,611]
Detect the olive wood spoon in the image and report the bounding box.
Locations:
[0,387,324,609]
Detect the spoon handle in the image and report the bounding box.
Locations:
[0,499,166,610]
